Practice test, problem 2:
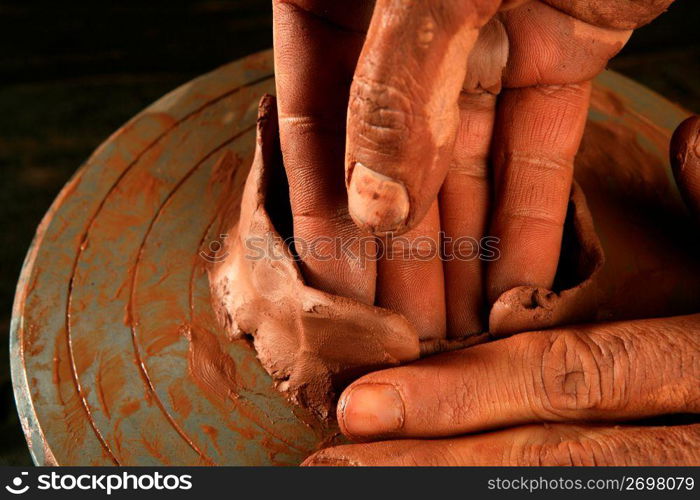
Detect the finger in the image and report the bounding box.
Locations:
[376,200,446,340]
[273,0,377,303]
[671,116,700,217]
[486,82,591,304]
[439,17,506,337]
[336,314,700,439]
[541,0,675,30]
[345,0,501,235]
[501,2,632,89]
[303,423,700,466]
[440,92,495,337]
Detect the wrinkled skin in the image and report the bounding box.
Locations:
[301,117,700,466]
[273,0,698,465]
[273,0,674,338]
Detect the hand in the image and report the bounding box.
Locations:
[303,313,700,466]
[301,117,700,466]
[273,0,674,337]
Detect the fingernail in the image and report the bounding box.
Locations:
[348,162,409,234]
[339,383,404,437]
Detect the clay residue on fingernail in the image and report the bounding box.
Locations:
[347,162,409,234]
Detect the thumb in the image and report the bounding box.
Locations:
[671,115,700,218]
[345,0,501,235]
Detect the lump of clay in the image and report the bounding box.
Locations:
[488,182,605,336]
[210,95,609,419]
[210,96,420,420]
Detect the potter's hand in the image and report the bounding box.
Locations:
[301,116,700,466]
[273,0,674,335]
[303,314,700,465]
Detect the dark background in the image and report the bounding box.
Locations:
[1,0,698,465]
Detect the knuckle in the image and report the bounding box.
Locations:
[678,425,700,463]
[502,152,574,178]
[654,320,700,412]
[510,427,621,466]
[439,355,489,428]
[642,425,700,465]
[348,75,421,156]
[533,329,632,416]
[497,154,573,227]
[411,360,479,430]
[544,435,618,466]
[500,208,565,232]
[444,368,480,425]
[447,156,489,180]
[533,83,589,101]
[507,440,552,466]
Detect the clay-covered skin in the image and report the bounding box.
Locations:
[490,111,700,333]
[211,97,700,419]
[210,96,421,420]
[672,116,700,218]
[304,117,700,466]
[488,182,604,336]
[272,0,674,343]
[209,97,502,418]
[300,115,700,467]
[542,0,674,30]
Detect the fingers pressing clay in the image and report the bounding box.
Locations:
[336,314,700,440]
[487,182,604,337]
[273,0,377,304]
[376,200,446,341]
[671,116,700,218]
[303,423,700,466]
[486,82,591,305]
[542,0,675,31]
[346,0,501,235]
[210,97,421,420]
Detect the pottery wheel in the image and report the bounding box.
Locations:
[10,50,689,465]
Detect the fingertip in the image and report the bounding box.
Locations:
[671,115,700,172]
[671,116,700,216]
